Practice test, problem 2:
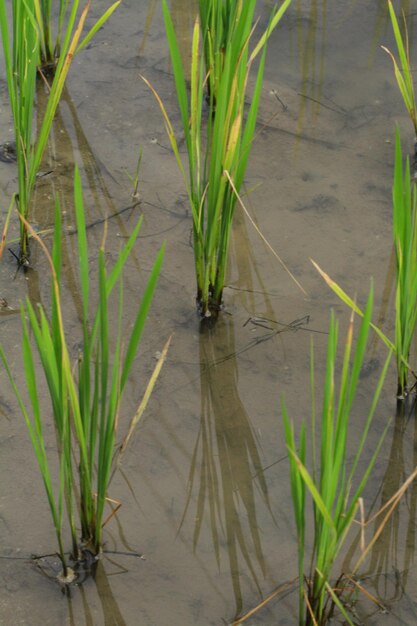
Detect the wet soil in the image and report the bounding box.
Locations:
[1,1,417,624]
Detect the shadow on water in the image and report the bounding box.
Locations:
[178,314,276,618]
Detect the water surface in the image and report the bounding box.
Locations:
[0,1,416,624]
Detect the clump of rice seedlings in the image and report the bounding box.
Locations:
[35,0,121,72]
[0,168,166,580]
[392,129,417,398]
[145,0,291,320]
[282,289,391,625]
[382,0,417,138]
[0,0,39,261]
[0,0,120,262]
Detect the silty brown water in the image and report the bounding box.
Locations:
[0,1,416,624]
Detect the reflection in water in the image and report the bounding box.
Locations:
[138,0,158,56]
[94,561,128,626]
[33,83,127,230]
[169,0,197,78]
[343,402,417,621]
[365,407,408,603]
[366,245,396,362]
[78,586,94,626]
[363,404,417,603]
[295,0,328,134]
[138,0,195,57]
[24,266,42,313]
[27,82,98,317]
[28,83,142,318]
[370,0,413,63]
[293,1,415,143]
[67,560,128,626]
[179,316,275,618]
[226,202,277,318]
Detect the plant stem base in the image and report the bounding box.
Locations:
[196,292,222,326]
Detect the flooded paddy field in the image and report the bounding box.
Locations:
[1,1,417,624]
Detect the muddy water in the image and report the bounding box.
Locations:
[0,1,417,624]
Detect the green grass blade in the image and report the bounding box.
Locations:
[74,166,89,320]
[161,0,192,150]
[120,243,165,392]
[75,0,121,55]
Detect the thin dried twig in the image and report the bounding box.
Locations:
[304,588,319,626]
[345,575,387,612]
[231,578,297,625]
[224,170,307,296]
[353,466,417,573]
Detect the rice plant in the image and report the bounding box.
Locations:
[198,0,255,105]
[0,0,120,262]
[282,290,392,625]
[392,129,417,397]
[382,0,417,137]
[145,0,291,319]
[0,168,165,580]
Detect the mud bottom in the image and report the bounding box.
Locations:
[37,59,57,80]
[68,548,100,585]
[397,379,417,403]
[8,245,31,271]
[0,141,17,163]
[57,550,100,595]
[34,548,100,590]
[196,300,223,329]
[196,288,224,327]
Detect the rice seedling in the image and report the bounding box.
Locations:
[282,289,392,625]
[382,0,417,137]
[144,0,291,319]
[0,168,166,579]
[0,0,120,262]
[352,403,417,603]
[392,129,417,397]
